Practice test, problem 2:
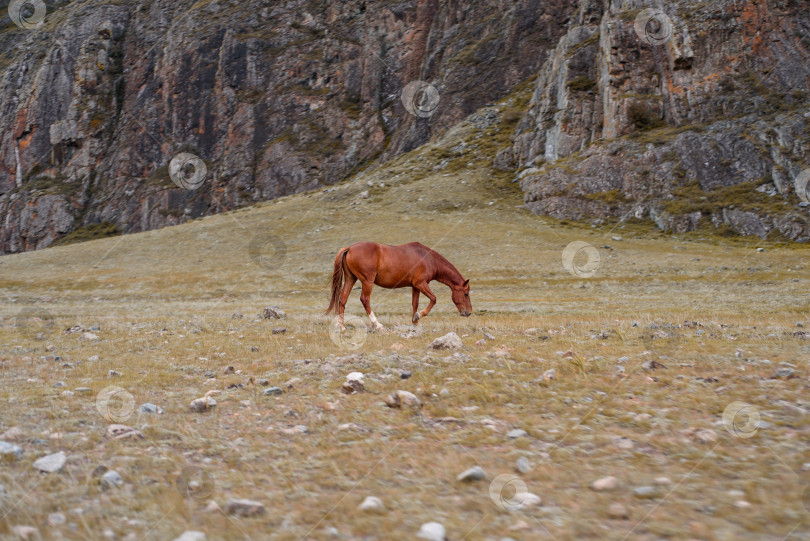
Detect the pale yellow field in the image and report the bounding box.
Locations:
[1,108,809,540]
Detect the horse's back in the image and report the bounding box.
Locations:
[347,241,381,251]
[347,241,428,259]
[345,241,432,287]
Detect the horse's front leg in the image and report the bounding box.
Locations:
[415,282,437,320]
[360,280,383,331]
[411,287,420,324]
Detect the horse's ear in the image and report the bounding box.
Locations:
[463,279,470,287]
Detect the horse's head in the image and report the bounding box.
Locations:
[451,279,472,317]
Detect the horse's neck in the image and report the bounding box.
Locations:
[433,255,463,287]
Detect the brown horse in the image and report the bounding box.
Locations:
[326,241,471,330]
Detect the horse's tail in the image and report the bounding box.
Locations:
[325,246,350,315]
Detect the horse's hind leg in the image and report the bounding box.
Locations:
[359,279,383,331]
[411,288,420,324]
[337,273,357,329]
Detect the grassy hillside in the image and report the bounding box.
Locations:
[1,104,809,540]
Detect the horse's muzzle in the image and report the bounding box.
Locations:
[461,310,471,317]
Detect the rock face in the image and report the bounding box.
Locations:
[0,0,574,253]
[510,0,810,240]
[2,0,807,250]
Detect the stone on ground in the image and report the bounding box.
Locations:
[428,332,463,350]
[591,476,618,491]
[417,522,446,541]
[173,532,207,541]
[33,451,66,473]
[261,306,286,319]
[456,466,487,482]
[101,470,124,489]
[358,496,385,513]
[225,498,266,517]
[385,390,422,409]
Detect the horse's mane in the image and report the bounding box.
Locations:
[419,243,463,281]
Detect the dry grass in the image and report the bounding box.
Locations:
[1,108,809,540]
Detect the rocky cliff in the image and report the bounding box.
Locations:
[0,0,573,253]
[2,0,809,254]
[506,0,810,240]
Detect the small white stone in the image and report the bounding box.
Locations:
[591,476,618,491]
[633,485,658,499]
[33,451,66,473]
[1,427,23,441]
[0,441,23,460]
[515,457,531,474]
[457,466,487,482]
[11,526,39,540]
[225,498,266,517]
[614,437,634,450]
[190,396,217,412]
[428,332,463,350]
[172,532,207,541]
[694,428,718,443]
[101,470,123,489]
[358,496,385,513]
[47,513,66,526]
[417,522,446,541]
[518,492,542,507]
[385,390,422,409]
[608,503,628,519]
[106,424,144,439]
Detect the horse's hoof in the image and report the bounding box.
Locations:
[338,324,347,332]
[412,313,420,324]
[374,324,384,332]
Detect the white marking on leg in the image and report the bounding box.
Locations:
[369,312,383,330]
